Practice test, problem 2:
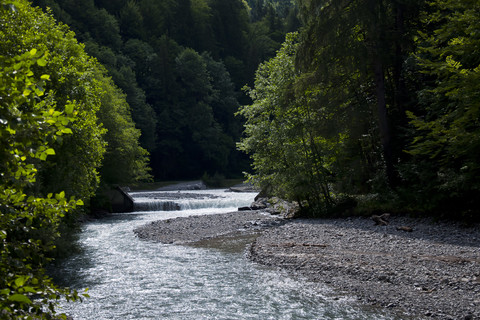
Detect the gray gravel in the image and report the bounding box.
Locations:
[134,210,284,244]
[250,216,480,320]
[135,212,480,320]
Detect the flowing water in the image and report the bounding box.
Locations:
[52,189,398,319]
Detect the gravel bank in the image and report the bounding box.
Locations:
[249,216,480,320]
[134,210,284,244]
[135,211,479,319]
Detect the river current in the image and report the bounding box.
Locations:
[52,189,397,319]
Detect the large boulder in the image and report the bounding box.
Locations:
[265,197,301,219]
[240,196,301,219]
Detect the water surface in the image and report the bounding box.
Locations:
[53,190,399,319]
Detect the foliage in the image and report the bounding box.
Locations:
[32,0,298,180]
[2,0,151,200]
[0,1,150,317]
[0,0,106,201]
[0,31,87,319]
[404,0,480,217]
[238,0,417,215]
[95,70,151,186]
[240,0,480,220]
[239,33,338,214]
[154,49,239,179]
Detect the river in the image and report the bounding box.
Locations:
[51,189,398,319]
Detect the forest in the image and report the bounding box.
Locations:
[31,0,300,180]
[239,0,480,221]
[0,0,479,318]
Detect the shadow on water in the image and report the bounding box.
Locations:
[48,190,411,320]
[49,212,145,288]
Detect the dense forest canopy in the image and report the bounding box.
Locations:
[32,0,299,180]
[240,0,480,220]
[1,0,479,317]
[0,1,297,316]
[0,0,152,317]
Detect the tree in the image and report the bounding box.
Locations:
[32,0,298,181]
[404,0,480,217]
[239,33,338,213]
[1,1,152,315]
[118,0,144,39]
[1,0,107,201]
[95,71,151,186]
[0,3,90,317]
[295,0,426,191]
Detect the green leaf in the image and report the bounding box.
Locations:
[8,294,32,304]
[55,191,65,200]
[29,48,37,56]
[22,287,37,294]
[37,57,47,67]
[40,74,50,80]
[45,148,55,155]
[0,289,10,295]
[65,104,74,115]
[15,276,27,287]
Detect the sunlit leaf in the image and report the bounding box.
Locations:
[8,294,32,304]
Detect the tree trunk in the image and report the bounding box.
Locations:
[373,57,396,187]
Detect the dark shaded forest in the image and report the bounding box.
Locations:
[239,0,480,221]
[32,0,300,180]
[1,0,479,317]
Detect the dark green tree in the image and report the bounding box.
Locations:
[32,0,297,181]
[404,0,480,217]
[296,0,424,190]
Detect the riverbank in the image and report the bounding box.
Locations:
[134,210,284,244]
[134,211,479,320]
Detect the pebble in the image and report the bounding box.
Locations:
[135,211,479,320]
[249,216,480,320]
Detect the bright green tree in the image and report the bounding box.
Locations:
[1,2,151,316]
[0,24,87,320]
[239,33,340,213]
[95,70,151,186]
[0,0,108,201]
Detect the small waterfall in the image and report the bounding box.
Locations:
[129,189,256,212]
[133,200,181,212]
[51,187,397,320]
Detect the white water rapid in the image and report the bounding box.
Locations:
[51,189,399,319]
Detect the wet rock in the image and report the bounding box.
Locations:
[250,198,268,210]
[268,197,300,219]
